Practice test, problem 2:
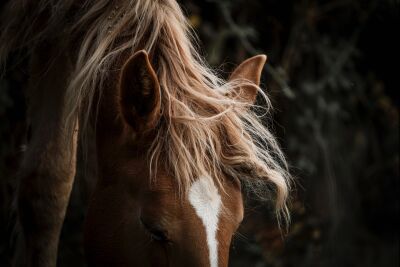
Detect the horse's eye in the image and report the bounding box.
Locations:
[140,218,170,243]
[149,228,169,242]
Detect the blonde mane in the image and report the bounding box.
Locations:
[0,0,291,224]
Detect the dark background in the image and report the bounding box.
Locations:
[0,0,398,266]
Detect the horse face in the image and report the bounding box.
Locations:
[84,157,243,267]
[85,50,265,266]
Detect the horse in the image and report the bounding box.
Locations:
[0,0,291,266]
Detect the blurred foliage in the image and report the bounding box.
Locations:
[0,0,399,266]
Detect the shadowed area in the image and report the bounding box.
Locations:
[0,0,398,266]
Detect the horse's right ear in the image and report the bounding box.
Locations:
[227,55,267,105]
[119,50,161,132]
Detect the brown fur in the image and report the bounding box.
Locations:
[0,0,291,266]
[14,42,78,266]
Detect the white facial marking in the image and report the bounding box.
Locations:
[188,176,222,267]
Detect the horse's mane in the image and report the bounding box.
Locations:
[0,0,291,224]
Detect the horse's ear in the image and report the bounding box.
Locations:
[227,55,267,105]
[119,50,161,132]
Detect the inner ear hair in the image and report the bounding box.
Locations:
[119,50,161,132]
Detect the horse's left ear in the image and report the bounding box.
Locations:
[228,55,267,105]
[119,50,161,132]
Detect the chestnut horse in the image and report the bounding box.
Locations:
[0,0,291,266]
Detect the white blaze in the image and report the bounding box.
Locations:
[188,176,222,267]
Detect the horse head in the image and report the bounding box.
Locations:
[84,50,270,267]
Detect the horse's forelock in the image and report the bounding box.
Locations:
[0,0,291,226]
